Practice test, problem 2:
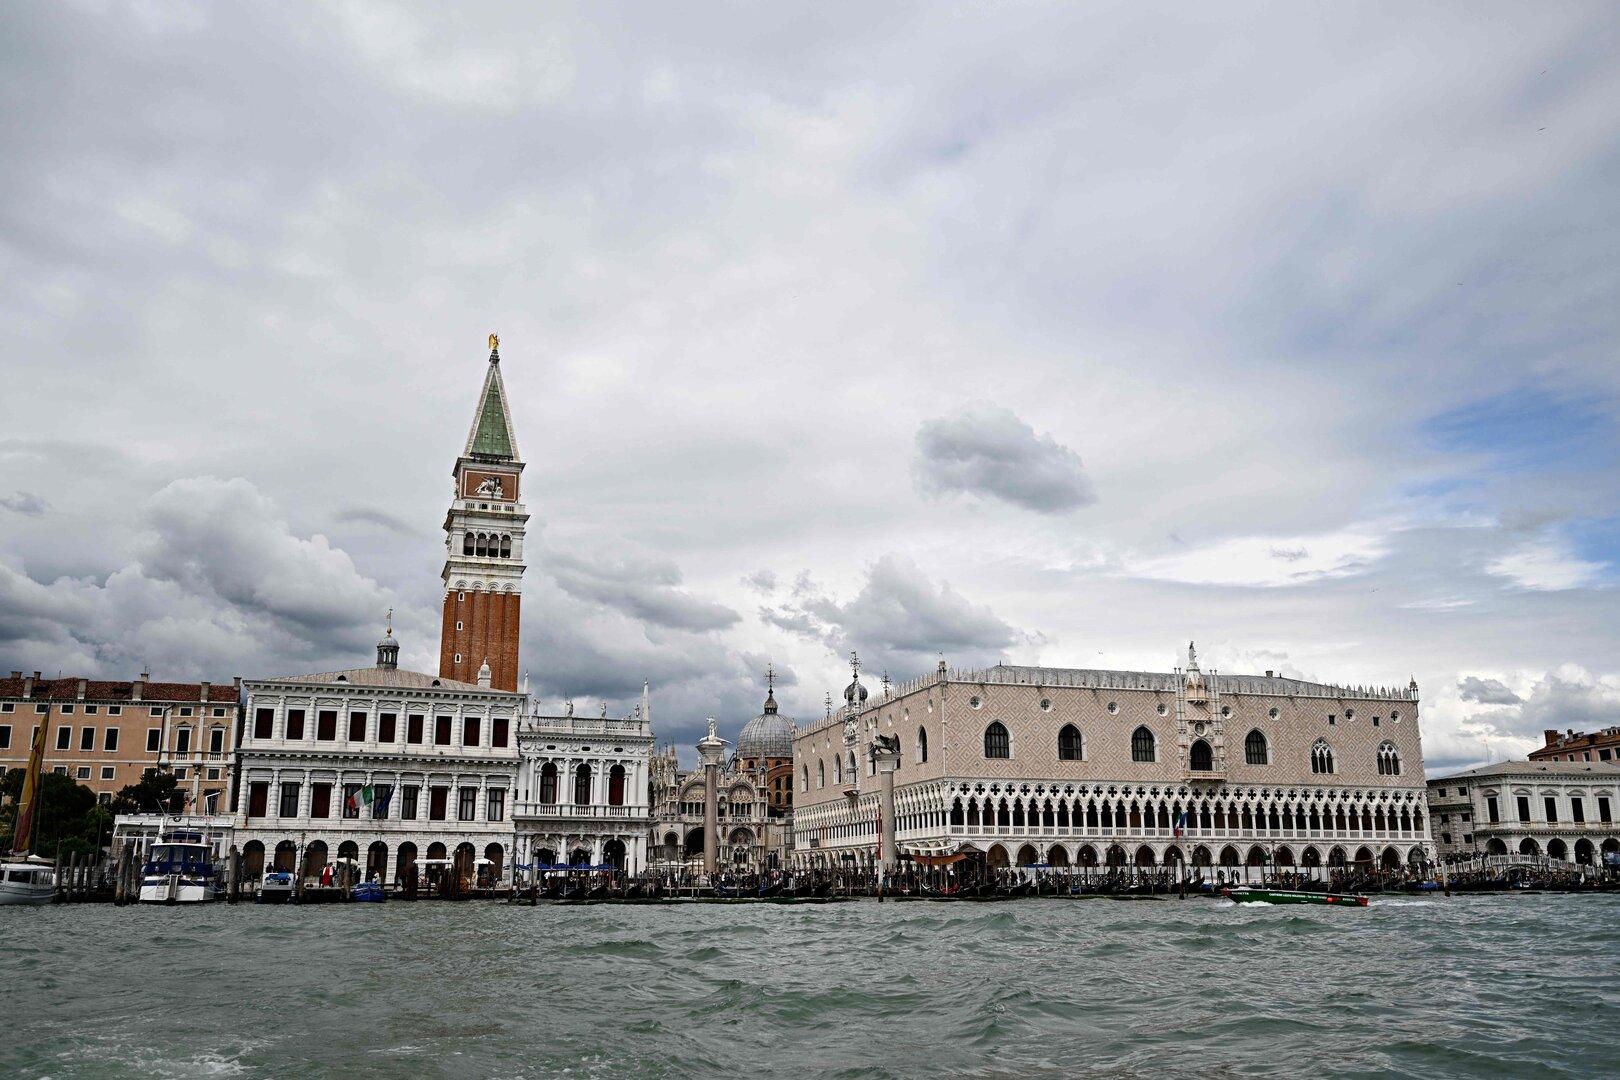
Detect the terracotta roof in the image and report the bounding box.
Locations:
[0,677,237,703]
[254,666,520,696]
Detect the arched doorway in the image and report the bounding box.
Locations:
[603,838,627,871]
[1518,837,1540,857]
[1192,846,1212,868]
[1574,838,1594,865]
[273,839,297,872]
[987,844,1010,869]
[303,840,328,880]
[728,827,754,865]
[242,840,265,881]
[1380,846,1400,870]
[569,847,591,866]
[1301,847,1321,868]
[661,832,679,862]
[1547,838,1568,861]
[1135,845,1155,867]
[366,841,388,883]
[1275,846,1295,867]
[426,841,447,889]
[1077,845,1098,867]
[684,828,704,859]
[1103,844,1126,868]
[1486,837,1507,855]
[1327,846,1347,868]
[454,842,476,887]
[1048,844,1071,867]
[1219,845,1240,867]
[1353,846,1374,867]
[337,839,360,877]
[484,842,505,885]
[1603,838,1620,856]
[535,847,557,866]
[1246,845,1267,867]
[1016,843,1039,867]
[396,841,418,882]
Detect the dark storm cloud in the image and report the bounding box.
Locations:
[1456,675,1522,706]
[0,492,46,517]
[913,406,1095,514]
[764,554,1024,677]
[548,549,740,632]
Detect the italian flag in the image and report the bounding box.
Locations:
[347,785,375,813]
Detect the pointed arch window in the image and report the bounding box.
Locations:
[1190,739,1213,771]
[1058,724,1083,761]
[1244,729,1269,766]
[1311,740,1335,775]
[818,759,826,787]
[1376,741,1401,776]
[833,755,842,784]
[917,727,928,764]
[1131,726,1156,763]
[983,721,1010,759]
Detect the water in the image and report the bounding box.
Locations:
[2,895,1615,1078]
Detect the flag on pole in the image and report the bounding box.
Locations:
[372,786,392,818]
[346,785,375,813]
[1173,811,1187,838]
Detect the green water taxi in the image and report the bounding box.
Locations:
[1222,886,1369,907]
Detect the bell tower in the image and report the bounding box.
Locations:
[439,334,527,691]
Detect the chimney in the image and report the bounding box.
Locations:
[1265,670,1274,678]
[200,681,211,703]
[22,674,34,698]
[8,670,19,679]
[1543,729,1559,747]
[76,678,87,700]
[131,673,145,703]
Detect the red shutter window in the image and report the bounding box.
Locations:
[247,782,269,818]
[348,711,367,741]
[254,709,273,739]
[429,786,448,820]
[286,709,305,740]
[492,716,509,748]
[378,713,397,742]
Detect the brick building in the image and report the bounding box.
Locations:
[438,335,527,692]
[1530,727,1620,765]
[0,670,240,811]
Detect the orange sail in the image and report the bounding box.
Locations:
[11,716,49,855]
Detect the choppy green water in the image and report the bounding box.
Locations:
[2,894,1616,1078]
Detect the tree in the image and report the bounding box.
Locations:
[110,768,185,816]
[0,769,102,859]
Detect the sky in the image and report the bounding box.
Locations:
[2,3,1618,772]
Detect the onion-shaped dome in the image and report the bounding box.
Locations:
[844,677,868,705]
[738,689,795,760]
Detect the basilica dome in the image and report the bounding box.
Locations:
[738,689,795,760]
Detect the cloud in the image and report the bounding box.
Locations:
[0,492,46,517]
[1486,538,1608,591]
[741,569,777,593]
[548,547,740,632]
[1126,530,1387,588]
[1456,675,1522,705]
[913,405,1095,514]
[763,554,1024,676]
[334,506,424,536]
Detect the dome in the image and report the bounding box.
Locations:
[844,677,868,705]
[738,691,795,760]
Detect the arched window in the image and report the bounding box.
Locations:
[818,760,826,788]
[474,533,486,557]
[1311,740,1335,775]
[1244,729,1268,765]
[984,721,1010,759]
[1377,741,1401,775]
[1190,739,1213,771]
[834,755,842,784]
[1058,724,1083,761]
[848,750,857,780]
[917,727,928,764]
[1131,726,1155,763]
[538,762,557,805]
[500,534,512,558]
[608,763,626,806]
[462,533,474,556]
[801,765,809,792]
[573,763,593,805]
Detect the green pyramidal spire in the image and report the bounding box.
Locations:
[463,341,519,461]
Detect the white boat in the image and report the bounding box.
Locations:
[138,830,216,904]
[257,870,295,904]
[0,858,56,906]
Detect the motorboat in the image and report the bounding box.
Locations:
[351,880,387,903]
[257,870,295,904]
[1223,885,1368,907]
[0,857,56,906]
[138,830,216,904]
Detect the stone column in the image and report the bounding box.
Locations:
[698,719,726,879]
[873,736,900,875]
